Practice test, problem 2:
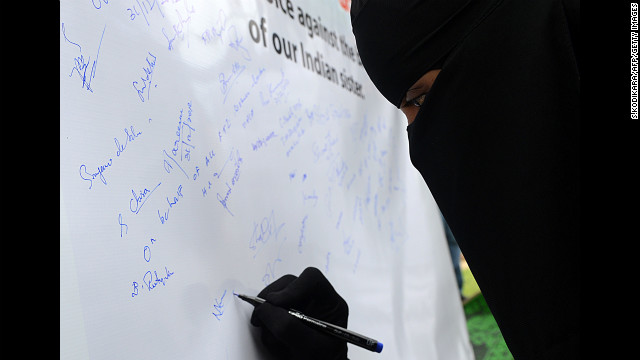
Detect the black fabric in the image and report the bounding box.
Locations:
[250,267,349,360]
[350,0,501,108]
[352,0,580,359]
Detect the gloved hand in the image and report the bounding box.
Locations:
[250,267,349,360]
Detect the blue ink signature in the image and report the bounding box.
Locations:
[62,23,106,93]
[212,289,227,321]
[157,184,184,224]
[251,130,277,151]
[215,149,242,216]
[132,266,175,296]
[249,210,286,259]
[227,27,252,61]
[201,9,251,61]
[262,238,287,286]
[79,159,112,189]
[162,2,195,51]
[77,124,141,189]
[170,101,195,162]
[130,182,161,214]
[163,150,189,179]
[302,190,318,207]
[297,215,308,254]
[132,52,157,102]
[260,69,289,105]
[262,256,282,286]
[219,62,246,104]
[115,125,142,157]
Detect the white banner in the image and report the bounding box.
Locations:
[60,1,473,359]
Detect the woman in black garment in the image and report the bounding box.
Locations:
[249,0,580,359]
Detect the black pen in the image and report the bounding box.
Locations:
[235,293,383,353]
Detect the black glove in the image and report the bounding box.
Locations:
[250,267,349,360]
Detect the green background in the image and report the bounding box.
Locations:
[461,262,514,360]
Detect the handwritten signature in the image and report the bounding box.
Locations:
[212,289,227,321]
[131,266,175,297]
[202,9,251,61]
[142,266,175,291]
[62,23,106,93]
[78,125,140,188]
[157,184,184,225]
[249,210,286,258]
[215,148,242,216]
[79,159,112,189]
[132,52,157,102]
[115,125,142,157]
[219,62,246,104]
[129,182,162,214]
[162,1,195,51]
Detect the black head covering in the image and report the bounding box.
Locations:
[350,0,500,108]
[351,0,580,359]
